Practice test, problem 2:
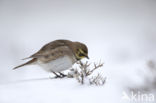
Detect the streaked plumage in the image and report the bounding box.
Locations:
[13,39,89,77]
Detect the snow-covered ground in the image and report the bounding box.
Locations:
[0,0,156,103]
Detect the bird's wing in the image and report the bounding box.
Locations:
[38,45,74,63]
[23,40,73,62]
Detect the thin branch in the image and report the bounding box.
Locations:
[68,60,105,85]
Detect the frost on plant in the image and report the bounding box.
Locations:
[67,61,106,86]
[89,73,106,86]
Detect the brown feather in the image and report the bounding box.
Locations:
[31,40,73,58]
[13,39,89,71]
[13,58,37,70]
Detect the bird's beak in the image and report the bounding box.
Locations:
[86,55,89,59]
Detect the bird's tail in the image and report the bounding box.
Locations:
[13,58,37,70]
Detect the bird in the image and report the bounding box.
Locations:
[13,39,89,78]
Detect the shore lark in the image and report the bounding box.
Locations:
[13,39,89,78]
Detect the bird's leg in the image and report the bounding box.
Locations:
[59,72,67,78]
[52,72,62,78]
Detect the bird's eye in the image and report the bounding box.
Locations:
[79,53,85,57]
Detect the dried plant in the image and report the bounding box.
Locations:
[89,73,106,86]
[128,60,156,93]
[67,61,106,85]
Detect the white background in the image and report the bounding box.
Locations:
[0,0,156,103]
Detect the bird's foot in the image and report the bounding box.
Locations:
[50,72,67,79]
[51,72,63,79]
[54,75,63,78]
[59,72,67,78]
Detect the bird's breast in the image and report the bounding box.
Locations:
[37,55,75,72]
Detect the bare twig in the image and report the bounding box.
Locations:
[89,73,106,86]
[88,62,104,76]
[68,60,105,85]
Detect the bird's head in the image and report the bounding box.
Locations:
[73,42,89,60]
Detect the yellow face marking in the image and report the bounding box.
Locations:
[75,49,87,60]
[79,49,84,54]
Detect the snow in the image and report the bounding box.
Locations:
[0,60,154,103]
[0,76,121,103]
[0,0,156,103]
